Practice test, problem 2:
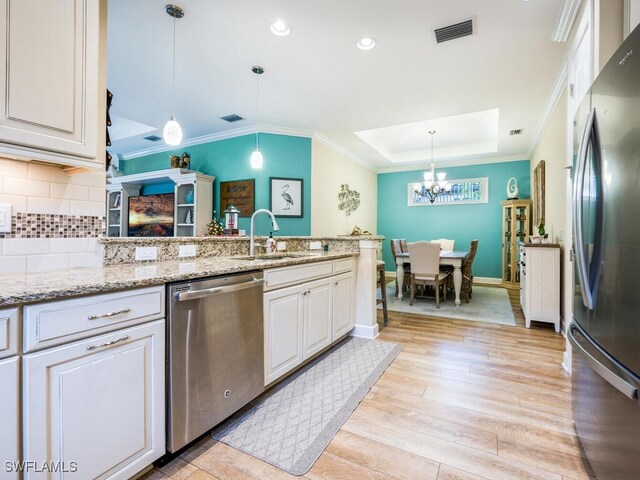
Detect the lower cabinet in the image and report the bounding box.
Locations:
[332,273,355,340]
[520,244,561,332]
[22,320,165,480]
[263,285,304,385]
[0,356,19,480]
[264,266,355,386]
[303,278,333,359]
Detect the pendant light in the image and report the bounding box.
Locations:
[413,130,451,203]
[250,65,265,168]
[163,4,184,146]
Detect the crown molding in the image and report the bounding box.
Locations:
[119,123,377,173]
[527,58,568,158]
[311,132,377,172]
[119,124,313,160]
[377,154,529,174]
[553,0,583,42]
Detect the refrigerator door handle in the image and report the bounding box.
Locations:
[572,107,603,310]
[569,323,638,400]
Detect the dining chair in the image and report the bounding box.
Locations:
[447,239,479,303]
[390,239,411,296]
[407,241,450,308]
[430,238,455,251]
[376,260,388,326]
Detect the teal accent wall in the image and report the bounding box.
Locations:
[377,160,531,278]
[121,134,312,236]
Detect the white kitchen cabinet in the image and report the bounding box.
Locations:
[625,0,640,38]
[0,356,19,480]
[23,320,165,480]
[264,284,304,385]
[520,244,561,332]
[0,0,106,168]
[303,278,333,359]
[332,273,355,340]
[263,258,356,386]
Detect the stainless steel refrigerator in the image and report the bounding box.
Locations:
[570,24,640,480]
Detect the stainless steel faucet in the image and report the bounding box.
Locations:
[249,209,280,257]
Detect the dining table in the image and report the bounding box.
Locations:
[395,250,469,306]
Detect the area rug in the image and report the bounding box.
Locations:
[380,284,516,326]
[211,337,402,475]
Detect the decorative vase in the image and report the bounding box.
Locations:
[185,190,194,204]
[507,177,519,199]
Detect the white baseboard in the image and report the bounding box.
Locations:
[474,277,502,285]
[351,323,379,339]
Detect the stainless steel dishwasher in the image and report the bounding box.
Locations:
[166,271,265,453]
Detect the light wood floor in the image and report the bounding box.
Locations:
[143,289,593,480]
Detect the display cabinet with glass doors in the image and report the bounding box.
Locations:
[501,199,532,289]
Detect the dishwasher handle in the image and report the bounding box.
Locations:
[176,278,264,302]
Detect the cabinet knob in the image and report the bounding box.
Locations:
[334,282,339,286]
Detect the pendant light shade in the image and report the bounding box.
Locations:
[164,4,184,146]
[250,147,264,169]
[163,115,183,146]
[251,65,265,168]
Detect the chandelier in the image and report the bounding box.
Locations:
[413,130,451,203]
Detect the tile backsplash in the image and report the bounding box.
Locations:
[0,158,106,273]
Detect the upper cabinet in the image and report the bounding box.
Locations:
[625,0,640,38]
[0,0,106,169]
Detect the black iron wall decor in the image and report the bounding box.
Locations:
[106,89,113,170]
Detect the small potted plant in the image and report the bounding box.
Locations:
[538,223,549,243]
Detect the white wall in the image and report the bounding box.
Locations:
[530,91,568,245]
[311,141,377,236]
[0,158,105,273]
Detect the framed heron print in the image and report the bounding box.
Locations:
[270,177,303,217]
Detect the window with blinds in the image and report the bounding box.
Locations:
[407,177,489,206]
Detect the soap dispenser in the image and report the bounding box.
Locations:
[266,232,277,254]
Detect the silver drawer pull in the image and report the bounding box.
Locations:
[86,335,129,351]
[87,308,131,320]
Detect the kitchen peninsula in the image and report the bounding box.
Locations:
[0,235,382,479]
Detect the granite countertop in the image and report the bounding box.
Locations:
[0,251,357,307]
[99,235,384,244]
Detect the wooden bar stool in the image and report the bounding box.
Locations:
[376,260,388,326]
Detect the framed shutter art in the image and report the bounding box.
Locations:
[407,177,489,206]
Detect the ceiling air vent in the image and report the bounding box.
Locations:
[434,19,473,44]
[143,135,162,142]
[509,129,524,136]
[220,114,244,123]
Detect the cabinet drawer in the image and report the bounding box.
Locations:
[333,257,354,274]
[24,286,164,352]
[264,261,333,291]
[0,308,19,359]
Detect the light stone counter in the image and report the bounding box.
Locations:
[99,235,382,265]
[0,251,357,307]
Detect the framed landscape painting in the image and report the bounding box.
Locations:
[128,193,175,237]
[270,177,303,217]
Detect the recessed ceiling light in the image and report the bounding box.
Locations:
[357,37,376,50]
[270,20,290,37]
